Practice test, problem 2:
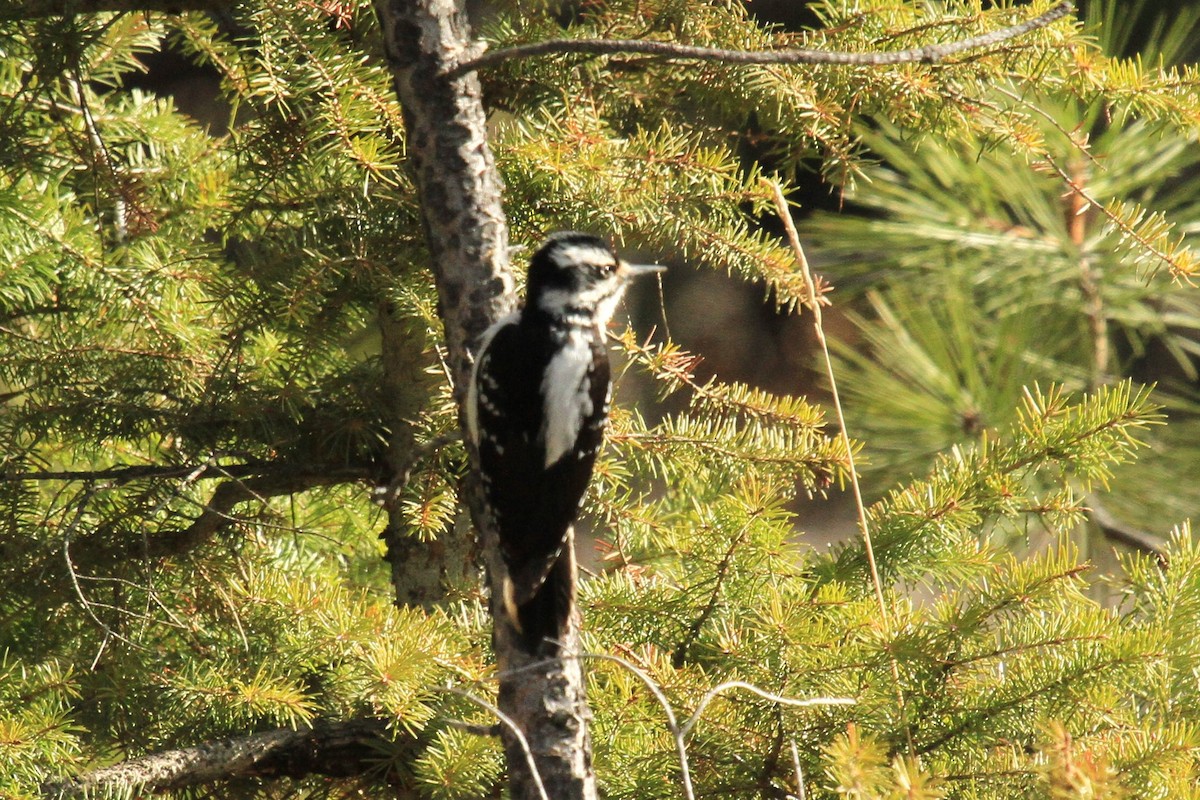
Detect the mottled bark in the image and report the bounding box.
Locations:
[372,0,595,797]
[371,0,508,609]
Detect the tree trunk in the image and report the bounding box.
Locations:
[372,1,597,797]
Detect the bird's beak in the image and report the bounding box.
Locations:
[621,262,668,279]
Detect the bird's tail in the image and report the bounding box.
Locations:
[500,530,576,654]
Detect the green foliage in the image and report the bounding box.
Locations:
[0,658,81,796]
[580,377,1187,798]
[413,727,505,800]
[1,0,1199,798]
[821,382,1160,587]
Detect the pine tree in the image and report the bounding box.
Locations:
[0,1,1197,798]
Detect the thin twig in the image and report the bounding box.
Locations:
[61,482,145,654]
[578,652,695,800]
[445,2,1074,79]
[1040,150,1197,282]
[789,738,807,800]
[70,68,126,243]
[571,650,854,800]
[767,181,916,757]
[988,82,1100,167]
[437,687,550,800]
[679,680,854,740]
[135,460,213,638]
[672,518,754,668]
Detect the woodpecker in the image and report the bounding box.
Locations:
[466,232,664,652]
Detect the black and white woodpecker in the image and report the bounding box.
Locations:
[466,232,665,652]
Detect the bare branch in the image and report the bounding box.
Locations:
[2,461,271,484]
[569,651,694,800]
[679,681,854,740]
[0,0,232,18]
[146,466,371,557]
[40,718,401,798]
[576,650,853,800]
[445,1,1075,79]
[789,739,807,800]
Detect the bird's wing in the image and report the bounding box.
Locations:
[475,323,609,605]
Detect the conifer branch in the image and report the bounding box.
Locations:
[445,1,1074,79]
[2,461,271,484]
[621,334,826,430]
[1042,152,1199,281]
[672,518,753,668]
[40,718,399,798]
[21,464,371,569]
[915,655,1131,755]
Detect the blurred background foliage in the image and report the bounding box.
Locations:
[800,0,1200,546]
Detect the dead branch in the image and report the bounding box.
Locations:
[146,467,371,557]
[40,718,402,798]
[445,1,1074,79]
[2,461,270,485]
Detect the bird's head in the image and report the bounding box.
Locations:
[525,232,665,326]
